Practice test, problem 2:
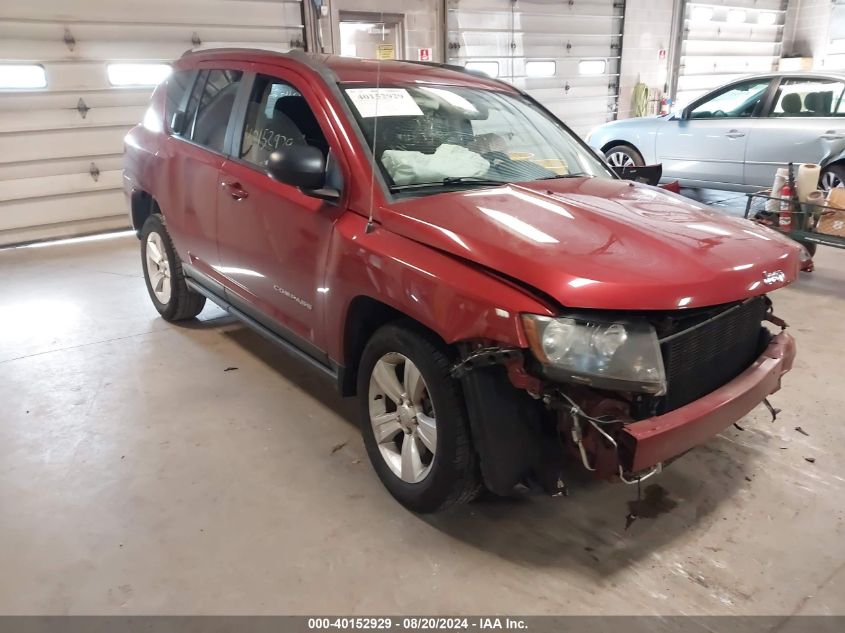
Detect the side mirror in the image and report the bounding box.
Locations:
[267,145,333,195]
[680,106,691,121]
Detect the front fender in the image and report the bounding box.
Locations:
[322,212,554,363]
[820,143,845,168]
[588,117,663,164]
[323,212,560,494]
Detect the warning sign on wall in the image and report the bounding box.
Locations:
[418,48,432,62]
[376,44,395,60]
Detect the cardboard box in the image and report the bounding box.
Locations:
[817,209,845,237]
[825,187,845,209]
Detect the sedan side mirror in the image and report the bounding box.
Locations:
[267,146,339,201]
[680,106,692,121]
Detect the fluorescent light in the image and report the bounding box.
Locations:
[465,61,499,78]
[0,64,46,89]
[107,63,171,87]
[757,12,777,26]
[578,59,607,75]
[525,60,556,78]
[691,6,714,21]
[727,9,747,23]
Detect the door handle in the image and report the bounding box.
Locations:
[820,130,845,140]
[222,180,249,201]
[725,130,745,139]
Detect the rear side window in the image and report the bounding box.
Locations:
[165,70,194,133]
[770,78,845,117]
[183,69,243,152]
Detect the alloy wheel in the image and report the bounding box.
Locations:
[820,170,843,191]
[145,231,172,304]
[368,352,437,484]
[606,151,636,168]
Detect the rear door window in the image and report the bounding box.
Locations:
[165,70,195,134]
[186,69,243,153]
[769,78,845,117]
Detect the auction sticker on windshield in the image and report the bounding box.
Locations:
[346,88,423,118]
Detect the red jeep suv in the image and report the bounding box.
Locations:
[124,49,800,512]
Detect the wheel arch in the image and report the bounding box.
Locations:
[130,190,158,234]
[821,156,845,171]
[338,295,451,397]
[601,140,640,154]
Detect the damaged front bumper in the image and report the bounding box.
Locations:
[458,330,796,496]
[619,330,796,473]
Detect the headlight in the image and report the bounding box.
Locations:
[522,314,666,394]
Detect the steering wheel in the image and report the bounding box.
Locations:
[713,109,727,118]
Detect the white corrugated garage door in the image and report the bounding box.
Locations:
[675,0,787,107]
[446,0,625,138]
[0,0,304,246]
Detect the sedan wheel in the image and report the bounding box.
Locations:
[603,144,645,169]
[820,169,844,191]
[368,352,437,484]
[606,151,636,168]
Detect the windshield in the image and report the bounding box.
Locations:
[341,83,612,193]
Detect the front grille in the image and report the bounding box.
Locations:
[657,297,769,414]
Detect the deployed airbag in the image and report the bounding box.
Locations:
[381,143,490,185]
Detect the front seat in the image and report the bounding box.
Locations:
[781,92,803,116]
[240,102,306,166]
[272,96,329,156]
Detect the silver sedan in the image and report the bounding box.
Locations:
[587,72,845,191]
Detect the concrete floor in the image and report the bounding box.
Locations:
[1,232,843,616]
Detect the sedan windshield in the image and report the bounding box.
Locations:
[341,83,612,193]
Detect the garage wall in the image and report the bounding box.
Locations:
[446,0,626,137]
[783,0,845,70]
[674,0,788,108]
[327,0,442,62]
[0,0,304,247]
[826,1,845,69]
[782,0,830,64]
[617,0,676,119]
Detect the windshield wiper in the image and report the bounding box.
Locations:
[389,177,509,192]
[442,176,510,185]
[536,173,590,180]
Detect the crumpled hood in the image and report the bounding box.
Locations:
[382,178,802,311]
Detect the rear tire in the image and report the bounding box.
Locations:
[140,213,206,322]
[604,143,645,169]
[357,323,481,513]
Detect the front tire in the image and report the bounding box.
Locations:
[358,323,481,513]
[820,163,845,191]
[140,214,206,322]
[604,143,645,169]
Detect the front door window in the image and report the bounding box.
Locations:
[689,79,770,119]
